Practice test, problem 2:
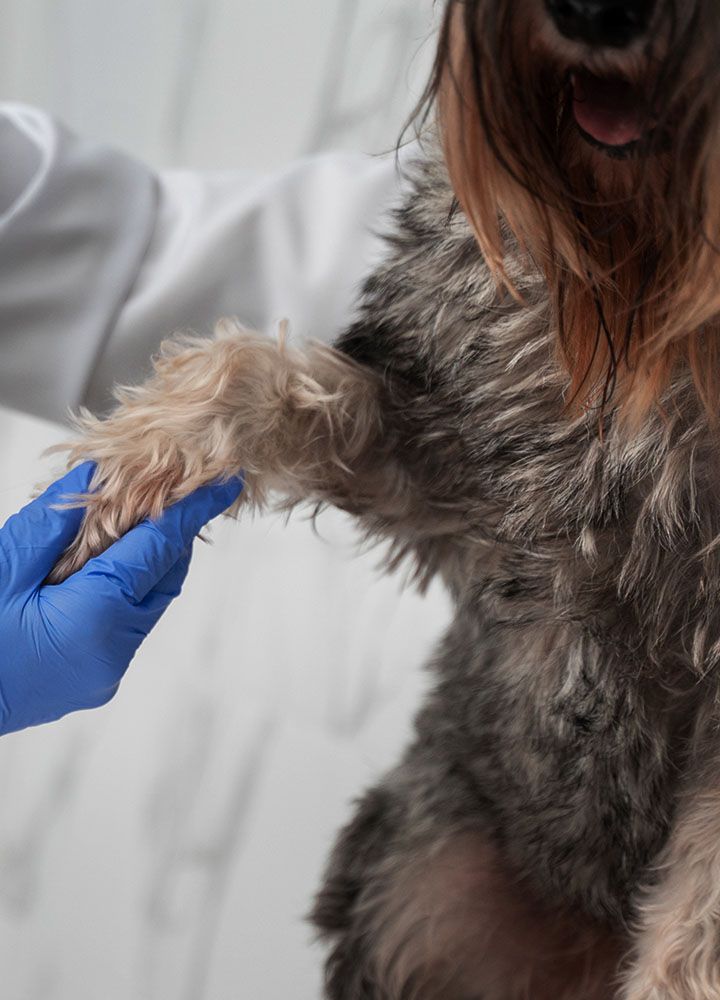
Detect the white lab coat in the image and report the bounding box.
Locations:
[0,103,410,422]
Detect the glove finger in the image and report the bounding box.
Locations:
[77,550,194,670]
[135,547,193,626]
[74,477,242,605]
[0,463,96,594]
[152,544,192,599]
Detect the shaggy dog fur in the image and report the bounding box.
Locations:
[49,1,720,996]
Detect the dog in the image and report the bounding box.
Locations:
[49,1,720,996]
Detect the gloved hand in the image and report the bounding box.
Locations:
[0,462,242,735]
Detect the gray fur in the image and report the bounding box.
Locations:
[310,142,718,996]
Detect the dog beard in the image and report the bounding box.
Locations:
[414,0,720,430]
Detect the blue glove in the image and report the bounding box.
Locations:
[0,463,242,735]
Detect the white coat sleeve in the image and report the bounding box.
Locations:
[0,104,410,422]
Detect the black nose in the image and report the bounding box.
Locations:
[544,0,655,48]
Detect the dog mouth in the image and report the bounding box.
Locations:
[568,69,652,155]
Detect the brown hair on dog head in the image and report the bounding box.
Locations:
[413,0,720,430]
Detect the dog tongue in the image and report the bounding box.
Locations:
[571,72,644,147]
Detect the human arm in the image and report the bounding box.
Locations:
[0,103,410,422]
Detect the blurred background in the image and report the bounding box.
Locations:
[0,2,452,999]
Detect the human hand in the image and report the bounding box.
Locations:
[0,463,242,735]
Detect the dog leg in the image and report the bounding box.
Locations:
[312,764,624,1000]
[47,321,407,582]
[621,727,720,1000]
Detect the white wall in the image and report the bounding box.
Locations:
[0,0,437,169]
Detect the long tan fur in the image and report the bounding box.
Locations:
[48,321,388,582]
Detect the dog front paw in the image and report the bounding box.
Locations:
[47,328,258,581]
[47,430,228,584]
[45,319,382,582]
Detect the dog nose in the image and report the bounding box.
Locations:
[544,0,655,48]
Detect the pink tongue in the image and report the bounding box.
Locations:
[572,72,644,147]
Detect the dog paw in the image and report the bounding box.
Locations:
[47,327,259,581]
[46,434,242,584]
[45,320,381,582]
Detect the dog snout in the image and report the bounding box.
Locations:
[544,0,656,48]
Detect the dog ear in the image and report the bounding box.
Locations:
[413,0,720,432]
